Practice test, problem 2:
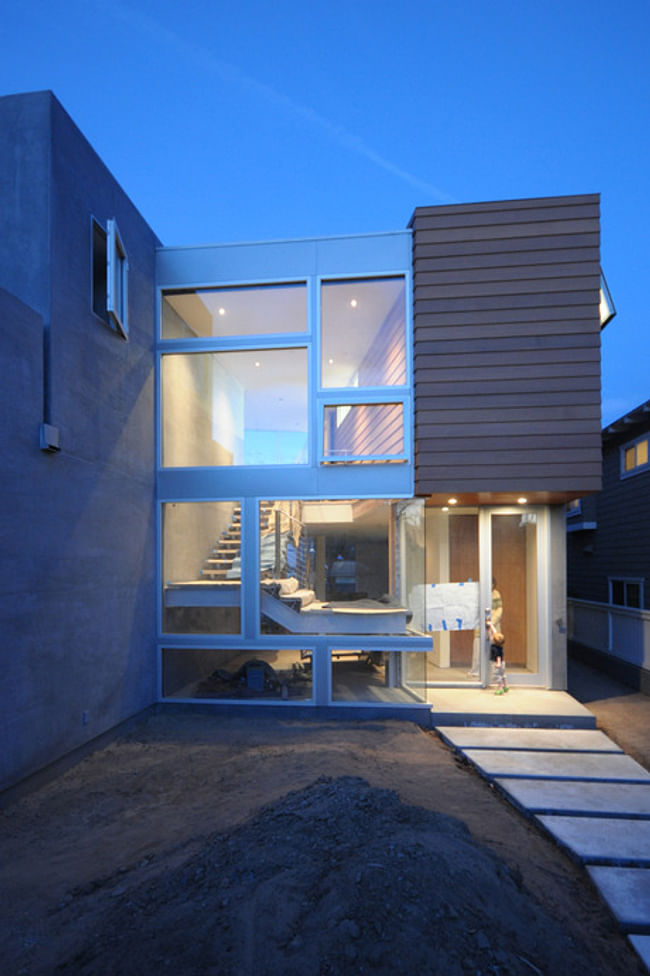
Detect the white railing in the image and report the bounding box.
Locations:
[568,597,650,670]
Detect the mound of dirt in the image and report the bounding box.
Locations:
[56,776,605,976]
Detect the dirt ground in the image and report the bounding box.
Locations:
[1,691,647,976]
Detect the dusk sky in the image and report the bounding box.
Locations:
[2,0,648,426]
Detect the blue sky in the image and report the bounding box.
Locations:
[2,0,648,425]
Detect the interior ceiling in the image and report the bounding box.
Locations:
[166,285,307,338]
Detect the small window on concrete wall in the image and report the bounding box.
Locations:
[107,219,129,338]
[92,217,129,339]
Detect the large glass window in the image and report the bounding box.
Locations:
[162,283,306,340]
[162,348,308,466]
[330,649,427,704]
[321,277,406,388]
[162,501,242,634]
[162,648,312,700]
[258,498,424,636]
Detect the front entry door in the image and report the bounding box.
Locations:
[487,510,542,682]
[423,506,546,686]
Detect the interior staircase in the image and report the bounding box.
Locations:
[199,504,273,580]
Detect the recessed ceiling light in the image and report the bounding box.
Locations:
[254,361,261,368]
[218,307,226,316]
[349,298,358,308]
[328,358,335,365]
[517,497,528,505]
[448,497,458,505]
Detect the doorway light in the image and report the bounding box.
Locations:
[517,497,528,505]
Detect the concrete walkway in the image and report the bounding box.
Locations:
[433,663,650,973]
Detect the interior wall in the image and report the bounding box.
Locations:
[163,502,237,582]
[162,355,236,467]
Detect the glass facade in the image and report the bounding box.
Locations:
[156,237,552,704]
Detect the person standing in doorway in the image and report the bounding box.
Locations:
[488,579,507,693]
[469,580,504,678]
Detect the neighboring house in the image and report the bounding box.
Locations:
[0,90,611,790]
[567,399,650,691]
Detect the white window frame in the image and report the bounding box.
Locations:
[608,576,644,609]
[107,218,129,339]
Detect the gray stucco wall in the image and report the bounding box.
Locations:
[0,92,160,790]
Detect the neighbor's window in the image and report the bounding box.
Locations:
[321,277,406,389]
[162,283,307,339]
[92,217,129,339]
[609,577,643,609]
[161,348,308,467]
[622,436,649,476]
[565,499,582,516]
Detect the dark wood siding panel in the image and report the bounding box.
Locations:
[414,219,598,246]
[415,262,600,283]
[416,332,600,354]
[413,233,600,260]
[410,202,600,229]
[411,194,600,219]
[414,274,600,299]
[412,195,602,499]
[414,248,601,272]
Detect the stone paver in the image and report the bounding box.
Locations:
[495,778,650,817]
[463,748,650,782]
[629,936,650,970]
[437,727,621,752]
[537,815,650,865]
[435,706,650,973]
[587,867,650,930]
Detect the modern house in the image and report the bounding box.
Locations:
[0,90,611,791]
[568,398,650,691]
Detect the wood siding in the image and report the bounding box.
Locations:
[567,417,650,610]
[410,195,602,499]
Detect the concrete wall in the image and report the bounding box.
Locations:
[0,92,160,790]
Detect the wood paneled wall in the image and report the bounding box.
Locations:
[410,195,603,499]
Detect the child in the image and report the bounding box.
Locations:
[488,624,508,694]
